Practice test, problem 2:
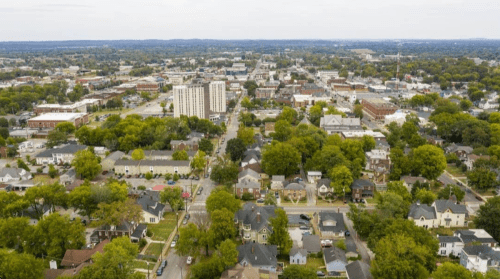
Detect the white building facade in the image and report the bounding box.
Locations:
[209,81,226,113]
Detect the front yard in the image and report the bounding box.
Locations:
[147,212,178,241]
[144,243,164,257]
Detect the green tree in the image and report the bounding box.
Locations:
[371,235,431,279]
[305,145,347,174]
[210,155,239,185]
[72,150,101,180]
[198,138,214,153]
[55,122,76,134]
[0,191,29,218]
[176,223,205,257]
[437,185,465,202]
[354,104,364,119]
[0,217,32,251]
[269,208,293,255]
[262,142,300,177]
[347,203,380,239]
[16,158,30,172]
[467,167,499,190]
[208,208,237,247]
[460,99,473,111]
[415,188,437,205]
[431,262,472,279]
[46,130,68,148]
[0,249,45,279]
[27,213,85,260]
[237,125,255,146]
[329,165,353,198]
[48,163,58,178]
[263,192,277,205]
[92,199,143,235]
[475,196,500,242]
[160,186,185,212]
[280,106,298,124]
[217,239,238,269]
[412,144,447,180]
[273,120,292,141]
[226,138,246,161]
[206,189,241,214]
[361,135,376,151]
[172,150,189,160]
[376,192,409,218]
[69,184,97,220]
[281,265,316,279]
[491,124,500,145]
[0,117,8,127]
[76,237,142,279]
[131,148,145,160]
[191,151,207,173]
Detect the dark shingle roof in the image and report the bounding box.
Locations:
[438,236,462,243]
[351,179,374,189]
[433,199,468,214]
[319,211,345,233]
[302,235,321,253]
[290,247,308,257]
[136,192,165,216]
[36,144,87,158]
[323,246,347,264]
[238,168,260,180]
[104,151,125,162]
[237,243,277,268]
[408,203,436,219]
[346,261,373,279]
[131,223,147,238]
[317,178,331,188]
[284,182,305,191]
[236,203,277,232]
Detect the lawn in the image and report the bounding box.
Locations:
[144,243,164,257]
[147,212,178,241]
[306,257,326,270]
[131,260,150,270]
[33,174,58,185]
[446,165,467,177]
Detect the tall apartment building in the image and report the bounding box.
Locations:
[209,81,226,113]
[173,82,226,119]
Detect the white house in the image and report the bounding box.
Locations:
[438,235,464,257]
[0,168,32,182]
[271,175,285,190]
[460,246,500,273]
[289,248,307,265]
[307,171,322,183]
[408,200,468,229]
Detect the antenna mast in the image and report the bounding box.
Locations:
[396,52,400,92]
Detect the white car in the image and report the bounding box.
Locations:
[170,241,176,248]
[186,256,192,265]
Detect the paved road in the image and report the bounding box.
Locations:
[161,96,242,279]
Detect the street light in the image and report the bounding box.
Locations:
[147,262,150,279]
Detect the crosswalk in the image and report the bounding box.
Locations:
[188,201,207,215]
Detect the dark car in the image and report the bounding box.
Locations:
[256,199,264,204]
[160,260,167,268]
[299,225,309,230]
[298,220,309,226]
[275,192,279,198]
[300,214,311,221]
[173,234,179,241]
[345,230,350,236]
[156,266,164,276]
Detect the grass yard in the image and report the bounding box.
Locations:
[131,260,150,270]
[33,174,58,185]
[144,243,164,257]
[446,165,467,177]
[306,257,326,271]
[147,212,177,241]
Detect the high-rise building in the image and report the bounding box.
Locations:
[209,81,226,113]
[173,81,226,119]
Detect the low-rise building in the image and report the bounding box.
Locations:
[401,176,428,192]
[136,191,165,224]
[438,235,464,257]
[271,175,285,190]
[351,179,374,201]
[236,180,262,200]
[346,261,372,279]
[114,160,191,176]
[362,98,398,120]
[307,171,322,183]
[289,248,308,265]
[220,263,277,279]
[35,144,87,165]
[101,151,125,171]
[170,137,200,151]
[408,200,467,229]
[317,178,332,197]
[318,211,346,238]
[323,246,348,276]
[28,113,89,128]
[283,182,306,200]
[237,243,278,272]
[319,115,363,135]
[365,149,391,172]
[0,167,32,182]
[460,245,500,273]
[235,203,277,244]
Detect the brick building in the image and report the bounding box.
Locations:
[255,88,275,99]
[361,98,398,120]
[28,113,89,128]
[136,82,159,93]
[300,83,324,95]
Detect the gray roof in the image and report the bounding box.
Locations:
[0,168,24,179]
[236,180,260,189]
[62,168,76,178]
[243,149,261,159]
[438,236,462,243]
[242,153,259,163]
[346,261,373,279]
[351,179,374,189]
[131,223,147,239]
[462,245,500,261]
[104,151,125,162]
[317,178,331,188]
[302,235,321,253]
[401,176,427,185]
[433,200,468,214]
[345,237,358,254]
[288,214,309,226]
[239,168,260,180]
[408,203,437,219]
[319,211,345,233]
[272,175,285,182]
[284,182,305,191]
[237,243,277,268]
[136,192,165,216]
[140,160,190,167]
[236,203,278,232]
[323,246,347,264]
[290,248,308,257]
[115,159,140,166]
[36,144,87,158]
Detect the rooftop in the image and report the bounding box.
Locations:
[29,113,87,121]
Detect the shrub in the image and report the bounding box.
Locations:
[146,230,153,237]
[36,167,43,173]
[242,192,254,201]
[335,239,347,251]
[139,238,148,250]
[145,172,153,180]
[138,185,146,190]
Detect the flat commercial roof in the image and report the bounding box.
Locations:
[29,113,87,121]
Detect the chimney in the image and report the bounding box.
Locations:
[251,245,255,254]
[257,211,261,223]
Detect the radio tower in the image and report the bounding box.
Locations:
[396,52,400,92]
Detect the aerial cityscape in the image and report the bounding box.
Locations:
[1,1,500,279]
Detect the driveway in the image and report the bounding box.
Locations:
[306,184,316,206]
[288,227,308,248]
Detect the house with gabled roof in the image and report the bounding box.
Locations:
[241,153,259,167]
[323,246,347,275]
[290,247,307,265]
[237,243,278,272]
[136,191,165,224]
[61,239,110,267]
[460,245,500,273]
[238,168,261,183]
[271,175,285,190]
[438,235,464,257]
[0,167,32,182]
[318,211,346,238]
[101,151,125,171]
[35,144,87,165]
[235,203,278,244]
[317,178,332,196]
[408,202,437,229]
[319,115,363,135]
[455,229,498,248]
[433,199,468,228]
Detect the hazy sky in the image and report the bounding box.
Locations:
[1,0,500,41]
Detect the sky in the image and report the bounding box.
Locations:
[1,0,500,41]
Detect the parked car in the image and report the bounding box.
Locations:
[157,267,164,276]
[256,199,264,204]
[300,214,311,221]
[170,241,176,247]
[299,225,309,230]
[345,231,350,236]
[186,256,193,265]
[160,260,167,268]
[298,220,309,226]
[168,180,175,185]
[173,234,179,241]
[317,271,325,277]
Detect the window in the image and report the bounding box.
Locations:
[441,243,446,248]
[441,250,447,255]
[150,218,156,222]
[150,166,154,172]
